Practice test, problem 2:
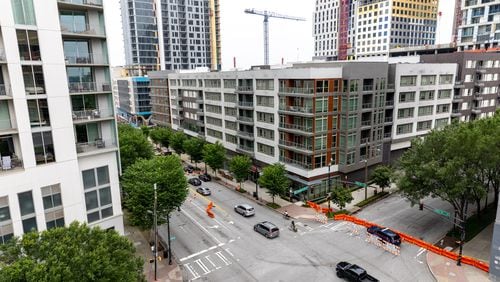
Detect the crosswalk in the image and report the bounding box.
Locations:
[184,248,234,280]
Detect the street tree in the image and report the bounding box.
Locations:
[140,125,150,137]
[258,163,290,204]
[229,155,252,190]
[202,141,225,175]
[121,155,188,229]
[183,137,205,166]
[118,123,153,170]
[0,222,144,282]
[149,127,172,149]
[370,165,394,192]
[330,186,354,210]
[170,131,187,154]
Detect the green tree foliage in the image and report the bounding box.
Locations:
[170,131,187,154]
[370,165,394,192]
[330,186,354,210]
[140,125,150,137]
[229,155,252,189]
[121,156,188,229]
[258,163,290,203]
[0,222,144,281]
[149,127,172,148]
[202,141,225,175]
[183,137,205,165]
[118,124,153,171]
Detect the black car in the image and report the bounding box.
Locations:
[198,174,212,182]
[336,261,379,282]
[184,165,195,173]
[367,225,401,246]
[188,178,202,186]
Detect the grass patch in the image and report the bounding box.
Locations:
[237,188,247,193]
[354,191,389,208]
[447,204,496,242]
[326,210,349,218]
[266,202,281,209]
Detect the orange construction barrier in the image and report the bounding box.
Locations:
[334,214,488,273]
[206,201,215,218]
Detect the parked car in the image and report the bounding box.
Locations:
[188,178,202,186]
[367,225,401,246]
[198,174,212,182]
[184,165,195,173]
[196,187,211,196]
[253,221,279,239]
[336,261,379,282]
[234,204,255,217]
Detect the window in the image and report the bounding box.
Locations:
[397,108,414,119]
[27,99,50,127]
[225,120,237,130]
[224,93,236,103]
[316,80,329,93]
[22,65,45,95]
[436,104,450,113]
[439,74,453,84]
[223,79,236,89]
[257,112,274,124]
[63,40,90,64]
[400,76,416,86]
[205,92,221,101]
[315,117,327,132]
[256,79,274,90]
[399,92,415,102]
[0,196,13,244]
[204,79,221,88]
[348,115,357,129]
[417,120,432,131]
[41,184,65,230]
[418,106,433,116]
[225,134,237,144]
[349,97,358,111]
[32,131,55,164]
[396,123,413,135]
[315,98,328,113]
[59,10,88,33]
[256,96,274,107]
[438,89,451,99]
[257,127,274,140]
[18,191,37,233]
[435,118,448,129]
[207,128,223,139]
[257,143,274,156]
[224,107,236,117]
[12,0,36,25]
[421,75,436,86]
[82,166,113,223]
[17,29,40,60]
[419,90,434,101]
[206,117,222,126]
[205,105,221,114]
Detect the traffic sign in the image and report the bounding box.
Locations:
[293,186,308,195]
[434,209,450,218]
[354,181,366,188]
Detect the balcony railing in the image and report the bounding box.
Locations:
[237,131,254,138]
[279,105,313,113]
[76,138,116,154]
[0,49,5,62]
[0,156,23,172]
[360,137,369,144]
[383,132,392,138]
[279,140,313,151]
[238,101,254,107]
[385,100,394,106]
[68,81,111,93]
[279,156,312,169]
[238,116,254,123]
[279,122,313,132]
[386,84,395,90]
[385,117,393,122]
[237,86,253,92]
[0,85,11,96]
[58,0,103,6]
[361,120,371,126]
[72,108,114,121]
[362,103,372,109]
[60,23,105,36]
[65,53,108,65]
[279,87,314,95]
[362,85,374,91]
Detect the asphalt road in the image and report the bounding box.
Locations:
[158,177,435,281]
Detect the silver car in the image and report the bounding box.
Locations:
[234,204,255,217]
[253,221,279,239]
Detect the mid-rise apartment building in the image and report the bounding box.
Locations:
[121,0,221,71]
[0,0,123,241]
[114,76,152,125]
[457,0,500,50]
[149,70,172,126]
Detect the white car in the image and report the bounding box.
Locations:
[234,204,255,217]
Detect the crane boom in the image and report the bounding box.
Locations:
[244,8,305,65]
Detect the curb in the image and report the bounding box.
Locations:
[425,252,439,282]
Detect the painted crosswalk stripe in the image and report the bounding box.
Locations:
[225,248,234,257]
[215,251,232,265]
[195,259,211,275]
[185,263,200,280]
[330,222,348,231]
[205,255,221,270]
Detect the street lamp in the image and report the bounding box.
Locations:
[153,184,158,281]
[327,158,333,211]
[364,159,368,201]
[167,213,172,265]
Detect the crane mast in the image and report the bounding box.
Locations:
[244,8,305,65]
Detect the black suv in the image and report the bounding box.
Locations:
[184,165,195,173]
[188,178,202,186]
[367,225,401,246]
[198,174,212,182]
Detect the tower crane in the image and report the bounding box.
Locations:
[244,8,305,65]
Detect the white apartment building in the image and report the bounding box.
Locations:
[458,0,500,50]
[390,63,457,151]
[0,0,123,241]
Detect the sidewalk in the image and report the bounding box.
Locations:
[124,219,183,282]
[427,251,490,282]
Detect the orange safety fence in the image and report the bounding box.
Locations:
[206,201,214,218]
[306,201,333,214]
[333,214,489,273]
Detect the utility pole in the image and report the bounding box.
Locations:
[328,158,332,211]
[167,213,172,265]
[364,159,368,200]
[153,183,158,281]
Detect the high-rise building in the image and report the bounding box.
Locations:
[457,0,500,50]
[121,0,221,71]
[0,0,123,241]
[314,0,439,60]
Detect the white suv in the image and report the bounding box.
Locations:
[234,204,255,217]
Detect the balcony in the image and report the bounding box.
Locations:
[236,86,253,93]
[471,106,481,114]
[386,84,395,91]
[451,109,462,117]
[238,116,254,124]
[452,95,464,102]
[0,48,5,63]
[76,138,116,155]
[279,156,312,170]
[0,85,11,98]
[0,155,23,173]
[362,103,372,109]
[68,81,111,94]
[57,0,103,8]
[72,108,114,122]
[454,81,465,88]
[236,145,254,156]
[278,140,313,152]
[279,122,313,133]
[362,85,373,91]
[237,131,254,140]
[385,100,394,106]
[360,137,369,144]
[383,132,392,139]
[473,93,483,101]
[278,105,313,116]
[238,101,254,108]
[361,120,371,127]
[60,23,106,38]
[474,80,485,87]
[384,116,393,123]
[65,53,108,65]
[278,87,314,96]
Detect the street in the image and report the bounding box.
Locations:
[158,177,435,281]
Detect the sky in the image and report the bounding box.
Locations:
[104,0,454,70]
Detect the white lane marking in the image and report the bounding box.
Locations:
[415,247,427,264]
[207,225,219,229]
[181,209,223,244]
[179,243,225,262]
[214,218,231,230]
[215,251,232,266]
[225,248,234,257]
[205,255,221,270]
[322,222,335,229]
[195,258,211,275]
[185,263,200,280]
[330,222,348,231]
[228,239,235,243]
[218,243,225,247]
[208,246,217,251]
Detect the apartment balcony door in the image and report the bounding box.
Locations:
[75,123,99,144]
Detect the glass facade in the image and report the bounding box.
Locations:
[11,0,36,25]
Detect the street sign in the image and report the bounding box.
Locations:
[354,181,366,188]
[293,186,308,195]
[434,209,450,218]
